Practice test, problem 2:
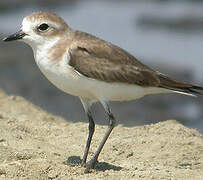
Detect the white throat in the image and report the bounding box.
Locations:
[28,37,60,64]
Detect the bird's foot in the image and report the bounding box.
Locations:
[84,159,98,173]
[80,160,86,167]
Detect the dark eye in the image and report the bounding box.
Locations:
[38,23,49,31]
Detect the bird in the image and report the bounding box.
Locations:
[3,11,203,173]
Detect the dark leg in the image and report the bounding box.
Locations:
[85,101,116,173]
[81,110,95,165]
[80,98,95,165]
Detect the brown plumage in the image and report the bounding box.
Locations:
[26,11,68,30]
[69,30,203,96]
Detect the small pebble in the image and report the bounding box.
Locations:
[0,139,5,142]
[0,169,6,175]
[48,170,58,179]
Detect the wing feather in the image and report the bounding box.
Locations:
[69,31,160,87]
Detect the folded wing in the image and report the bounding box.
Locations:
[69,31,203,96]
[69,31,160,87]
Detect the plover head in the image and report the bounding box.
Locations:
[3,12,70,49]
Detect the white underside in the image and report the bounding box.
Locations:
[35,55,172,102]
[29,39,175,102]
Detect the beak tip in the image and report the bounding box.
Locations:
[2,30,26,42]
[3,37,8,42]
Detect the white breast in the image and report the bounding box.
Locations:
[34,46,170,101]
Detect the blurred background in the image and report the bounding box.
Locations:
[0,0,203,132]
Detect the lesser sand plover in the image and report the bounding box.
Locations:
[3,12,203,173]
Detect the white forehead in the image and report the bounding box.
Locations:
[22,18,33,33]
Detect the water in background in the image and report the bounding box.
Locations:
[0,0,203,132]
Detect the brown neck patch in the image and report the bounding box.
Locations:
[47,37,72,64]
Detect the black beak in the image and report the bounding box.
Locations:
[3,30,26,42]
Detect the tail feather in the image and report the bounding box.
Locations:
[187,86,203,95]
[158,73,203,96]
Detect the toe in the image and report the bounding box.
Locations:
[84,159,97,173]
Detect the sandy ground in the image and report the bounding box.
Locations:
[0,89,202,180]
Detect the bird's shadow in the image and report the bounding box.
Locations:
[65,156,122,172]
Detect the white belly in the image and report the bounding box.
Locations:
[36,59,169,101]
